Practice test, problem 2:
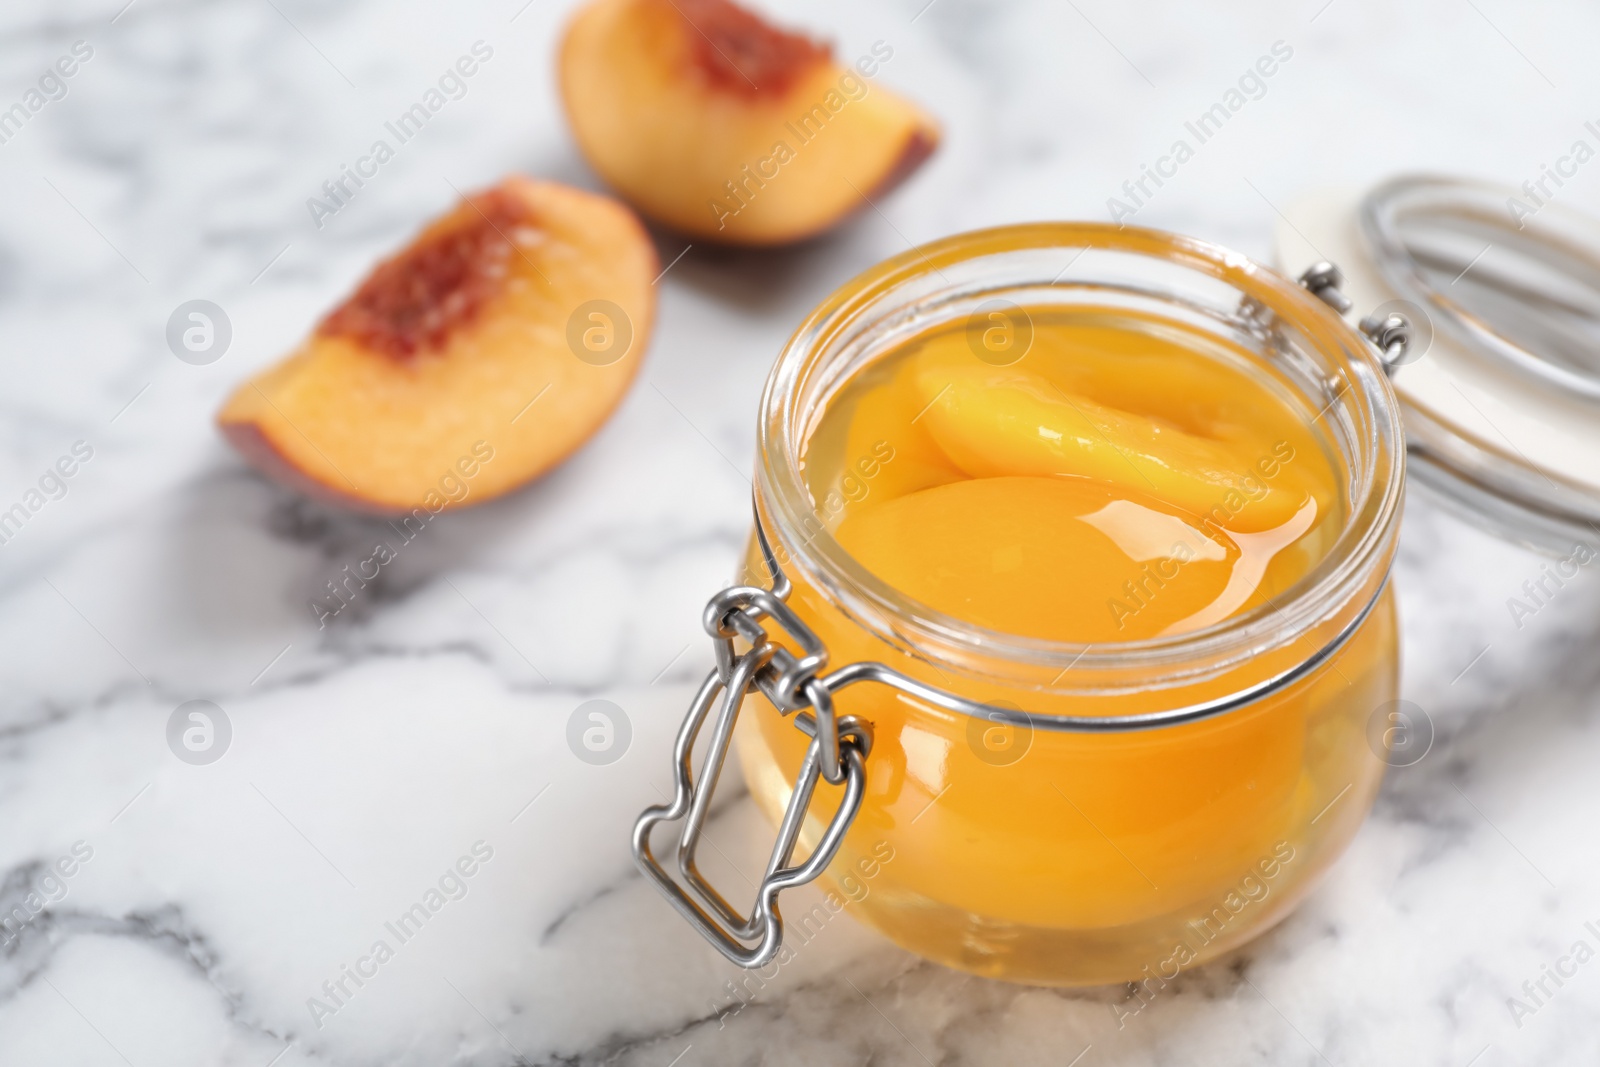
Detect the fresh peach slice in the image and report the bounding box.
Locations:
[218,177,657,514]
[558,0,940,245]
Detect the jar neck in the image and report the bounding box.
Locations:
[754,223,1405,698]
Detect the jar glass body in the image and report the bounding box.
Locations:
[735,224,1405,986]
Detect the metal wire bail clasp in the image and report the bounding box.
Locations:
[1298,261,1415,374]
[630,575,872,968]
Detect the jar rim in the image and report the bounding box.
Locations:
[755,222,1405,692]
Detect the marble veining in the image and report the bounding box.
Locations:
[4,0,1600,1064]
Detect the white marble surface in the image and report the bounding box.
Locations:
[4,0,1600,1064]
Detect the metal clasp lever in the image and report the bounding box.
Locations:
[631,586,872,969]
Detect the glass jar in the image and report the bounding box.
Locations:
[636,223,1406,987]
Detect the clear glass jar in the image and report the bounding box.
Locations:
[732,223,1405,986]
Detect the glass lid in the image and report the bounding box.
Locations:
[1274,173,1600,554]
